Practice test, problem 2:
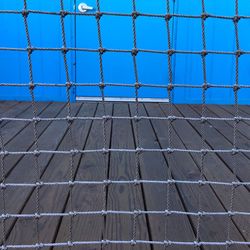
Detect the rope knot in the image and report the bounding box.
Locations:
[103,179,111,186]
[202,83,209,90]
[95,12,103,20]
[34,213,41,219]
[164,240,172,246]
[165,14,172,21]
[232,148,238,155]
[233,85,240,92]
[167,49,175,56]
[0,183,6,190]
[194,241,201,247]
[66,82,72,88]
[67,241,74,247]
[201,116,207,123]
[235,50,243,57]
[68,180,74,187]
[233,15,240,23]
[60,10,68,18]
[131,48,138,56]
[201,12,209,20]
[22,9,29,17]
[132,11,139,19]
[29,83,35,90]
[166,148,174,154]
[133,179,140,185]
[130,240,136,246]
[167,84,174,91]
[226,240,233,246]
[99,82,106,89]
[135,82,141,89]
[61,47,69,54]
[98,47,106,54]
[33,150,40,156]
[165,209,172,216]
[201,50,208,57]
[36,181,44,187]
[27,46,33,54]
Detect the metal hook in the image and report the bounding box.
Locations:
[78,3,94,13]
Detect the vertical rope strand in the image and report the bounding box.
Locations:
[196,0,208,245]
[165,0,174,248]
[131,0,140,247]
[226,1,240,248]
[95,1,109,247]
[59,0,75,247]
[22,1,41,247]
[0,124,6,249]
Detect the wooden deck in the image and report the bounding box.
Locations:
[0,101,250,250]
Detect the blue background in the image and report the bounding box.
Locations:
[0,0,250,103]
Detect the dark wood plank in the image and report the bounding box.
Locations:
[171,104,250,244]
[2,102,50,145]
[191,104,250,150]
[104,102,150,250]
[238,105,250,117]
[208,104,250,141]
[129,103,195,250]
[188,104,250,188]
[150,103,247,250]
[3,102,83,246]
[0,101,33,130]
[1,102,64,178]
[0,101,20,117]
[53,102,113,250]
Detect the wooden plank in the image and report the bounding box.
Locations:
[0,101,19,116]
[129,103,195,250]
[2,102,83,246]
[2,102,50,145]
[238,105,250,117]
[170,104,250,244]
[189,104,250,186]
[1,102,64,178]
[54,102,113,250]
[104,102,150,250]
[5,102,113,249]
[192,104,250,149]
[147,103,247,250]
[55,103,151,250]
[0,102,31,128]
[210,105,250,141]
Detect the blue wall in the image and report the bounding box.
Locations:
[0,0,250,103]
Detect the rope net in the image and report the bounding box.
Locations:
[0,0,250,249]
